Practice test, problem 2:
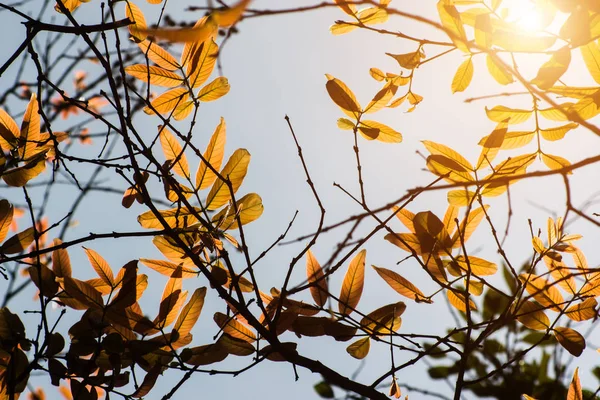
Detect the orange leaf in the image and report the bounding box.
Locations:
[338,249,366,316]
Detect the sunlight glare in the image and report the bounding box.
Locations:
[509,1,543,32]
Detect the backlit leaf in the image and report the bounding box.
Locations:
[173,287,206,338]
[360,302,405,335]
[541,153,571,172]
[447,289,476,312]
[142,17,218,44]
[84,247,114,287]
[306,250,328,307]
[357,120,402,143]
[138,206,201,229]
[205,148,251,211]
[491,30,556,52]
[452,205,489,248]
[447,189,476,207]
[540,123,577,141]
[140,258,198,278]
[188,39,219,88]
[437,0,469,52]
[325,74,361,119]
[63,276,104,309]
[138,39,180,71]
[338,249,366,316]
[514,300,550,330]
[196,117,226,190]
[211,192,264,229]
[214,312,256,342]
[485,105,532,124]
[554,327,585,356]
[125,64,183,87]
[20,93,40,160]
[564,298,597,322]
[346,337,370,359]
[455,255,497,276]
[159,125,190,179]
[581,41,600,84]
[531,46,571,90]
[125,1,147,42]
[213,0,251,27]
[422,140,473,171]
[486,54,514,85]
[1,227,35,254]
[0,200,13,243]
[567,367,582,400]
[372,266,429,302]
[451,57,474,93]
[197,77,230,102]
[144,87,189,115]
[519,273,563,312]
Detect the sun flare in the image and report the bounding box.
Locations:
[508,1,544,32]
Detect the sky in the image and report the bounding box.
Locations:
[1,0,600,399]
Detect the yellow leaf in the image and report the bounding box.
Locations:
[137,40,180,71]
[454,255,497,276]
[325,74,361,119]
[531,46,571,90]
[518,273,564,312]
[491,30,556,52]
[385,232,422,255]
[447,289,476,313]
[532,236,546,253]
[569,92,600,120]
[159,126,189,179]
[20,93,40,160]
[357,120,402,143]
[554,327,585,356]
[369,67,385,81]
[357,7,388,25]
[333,0,357,15]
[330,21,358,35]
[437,0,469,52]
[214,312,256,342]
[0,226,35,254]
[346,337,370,359]
[360,302,405,335]
[152,235,195,267]
[581,41,600,84]
[188,39,219,88]
[196,117,226,190]
[364,86,395,114]
[125,1,147,42]
[205,148,251,211]
[567,367,582,400]
[538,104,573,121]
[173,100,194,121]
[451,57,474,93]
[138,207,201,229]
[372,265,429,302]
[564,298,597,322]
[447,189,476,207]
[84,248,114,287]
[547,86,597,99]
[140,258,198,278]
[387,51,423,70]
[541,153,571,173]
[211,192,264,230]
[442,204,459,236]
[125,64,183,87]
[540,123,577,141]
[422,140,473,171]
[63,276,104,309]
[0,200,14,243]
[0,108,20,151]
[479,130,534,150]
[426,154,474,183]
[155,266,183,328]
[391,206,415,232]
[486,54,514,85]
[485,105,532,124]
[144,87,189,115]
[51,239,71,278]
[213,0,251,27]
[197,77,230,102]
[513,300,550,330]
[337,118,355,130]
[142,16,218,43]
[476,120,507,169]
[306,250,328,307]
[338,249,366,316]
[452,205,488,249]
[2,154,46,187]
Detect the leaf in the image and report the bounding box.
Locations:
[519,273,564,312]
[363,86,394,114]
[325,74,361,119]
[486,54,514,85]
[144,87,189,115]
[360,302,406,335]
[138,207,202,229]
[131,365,160,398]
[196,117,226,190]
[2,153,47,187]
[541,153,571,173]
[155,266,183,328]
[0,108,19,151]
[454,255,497,276]
[20,93,40,160]
[385,232,422,255]
[306,250,328,307]
[159,125,190,178]
[346,337,370,359]
[330,21,358,35]
[125,64,183,87]
[485,106,532,124]
[0,200,14,243]
[437,0,469,52]
[213,312,256,342]
[447,290,476,313]
[357,120,402,143]
[387,51,423,70]
[1,227,35,254]
[84,247,114,287]
[197,77,230,102]
[140,258,198,278]
[564,298,597,322]
[211,192,264,229]
[447,189,476,206]
[138,39,180,71]
[188,39,219,88]
[338,249,366,316]
[567,367,582,400]
[372,265,429,302]
[357,7,388,25]
[422,140,473,171]
[554,327,585,357]
[142,16,218,44]
[452,206,489,248]
[476,120,507,169]
[181,343,228,366]
[62,276,104,309]
[531,47,571,90]
[540,123,577,141]
[212,0,251,27]
[205,148,251,211]
[491,30,556,52]
[125,1,147,42]
[218,333,254,356]
[152,235,194,267]
[392,206,415,232]
[451,57,474,93]
[51,239,71,278]
[581,41,600,84]
[369,67,385,81]
[173,287,206,338]
[333,0,357,15]
[513,300,550,330]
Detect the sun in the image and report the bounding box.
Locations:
[506,0,544,32]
